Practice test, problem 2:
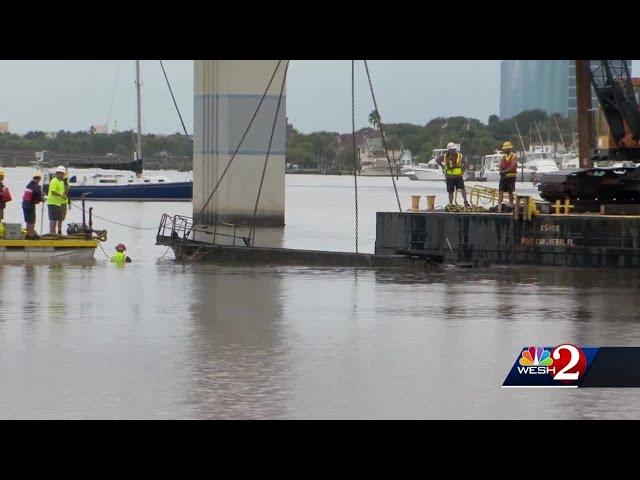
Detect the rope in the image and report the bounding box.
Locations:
[69,201,157,230]
[98,241,112,260]
[363,60,402,213]
[249,61,289,247]
[159,60,190,138]
[158,245,172,260]
[352,60,359,254]
[199,60,283,219]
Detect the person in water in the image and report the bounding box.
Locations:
[111,243,132,264]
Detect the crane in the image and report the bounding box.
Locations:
[587,60,640,162]
[538,60,640,205]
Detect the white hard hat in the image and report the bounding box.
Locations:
[55,165,66,173]
[447,142,457,150]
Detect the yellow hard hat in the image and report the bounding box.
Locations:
[0,168,4,176]
[33,170,42,179]
[503,141,513,150]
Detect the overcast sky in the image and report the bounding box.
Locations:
[1,60,638,135]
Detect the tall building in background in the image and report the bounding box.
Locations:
[500,60,632,120]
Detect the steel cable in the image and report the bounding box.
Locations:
[352,60,359,253]
[363,60,402,213]
[249,61,289,247]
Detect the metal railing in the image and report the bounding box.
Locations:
[157,213,251,247]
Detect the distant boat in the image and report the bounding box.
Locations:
[403,148,448,181]
[524,151,560,183]
[559,152,579,170]
[64,60,193,201]
[404,160,445,181]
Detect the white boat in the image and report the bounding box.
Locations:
[524,152,560,182]
[404,160,445,181]
[559,153,579,170]
[405,148,456,181]
[480,153,535,182]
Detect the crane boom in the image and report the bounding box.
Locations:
[588,60,640,160]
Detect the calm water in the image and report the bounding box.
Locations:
[1,167,640,419]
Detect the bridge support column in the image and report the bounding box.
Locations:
[193,60,286,227]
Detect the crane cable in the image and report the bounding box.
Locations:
[363,60,402,213]
[249,61,289,247]
[352,60,359,253]
[69,201,171,260]
[69,201,157,230]
[159,60,190,138]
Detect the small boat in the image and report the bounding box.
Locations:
[0,197,107,264]
[524,152,560,183]
[404,148,453,181]
[559,153,579,170]
[0,236,99,264]
[404,160,445,181]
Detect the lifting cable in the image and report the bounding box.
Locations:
[159,60,190,138]
[249,61,289,247]
[363,60,402,213]
[199,60,283,219]
[98,241,112,260]
[352,60,359,253]
[69,201,157,230]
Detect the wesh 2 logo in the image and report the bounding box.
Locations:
[504,344,589,387]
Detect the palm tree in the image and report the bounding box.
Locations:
[368,110,381,129]
[311,133,338,174]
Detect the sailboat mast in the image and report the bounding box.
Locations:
[135,60,142,163]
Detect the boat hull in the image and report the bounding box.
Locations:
[406,170,445,181]
[0,238,98,264]
[68,181,193,201]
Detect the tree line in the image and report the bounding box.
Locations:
[0,130,192,159]
[287,109,577,170]
[0,109,576,171]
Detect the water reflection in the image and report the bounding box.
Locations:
[184,266,289,419]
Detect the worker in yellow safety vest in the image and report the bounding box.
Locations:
[437,142,470,206]
[111,243,132,264]
[498,141,519,211]
[47,166,68,235]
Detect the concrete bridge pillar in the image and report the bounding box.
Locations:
[193,60,286,227]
